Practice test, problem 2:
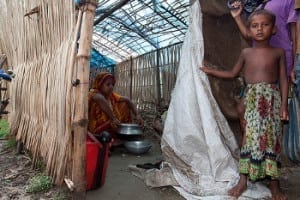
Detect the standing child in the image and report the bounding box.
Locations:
[201,9,288,200]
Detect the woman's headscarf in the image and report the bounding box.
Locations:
[91,72,115,90]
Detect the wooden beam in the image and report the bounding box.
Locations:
[109,17,159,49]
[138,0,186,34]
[93,0,131,26]
[159,5,188,28]
[72,0,97,198]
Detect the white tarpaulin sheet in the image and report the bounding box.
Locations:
[161,1,271,199]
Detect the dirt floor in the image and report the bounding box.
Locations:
[1,127,300,200]
[0,139,71,200]
[87,130,300,200]
[87,132,184,200]
[0,128,183,200]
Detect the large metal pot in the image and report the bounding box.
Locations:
[117,123,143,135]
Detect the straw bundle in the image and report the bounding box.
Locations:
[0,0,78,184]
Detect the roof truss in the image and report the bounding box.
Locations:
[92,0,189,63]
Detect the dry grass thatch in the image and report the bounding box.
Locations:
[0,0,78,184]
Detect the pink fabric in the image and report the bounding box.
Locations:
[262,0,298,76]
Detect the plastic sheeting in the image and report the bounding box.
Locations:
[283,55,300,164]
[161,1,271,199]
[90,48,115,69]
[283,96,300,164]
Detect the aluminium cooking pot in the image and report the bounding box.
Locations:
[117,123,143,135]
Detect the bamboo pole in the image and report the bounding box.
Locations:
[72,0,97,197]
[130,56,133,100]
[156,49,161,106]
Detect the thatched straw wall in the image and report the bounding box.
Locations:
[0,1,77,184]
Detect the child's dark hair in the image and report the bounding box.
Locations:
[247,9,276,26]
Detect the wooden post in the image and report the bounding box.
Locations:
[130,56,133,100]
[156,49,161,106]
[72,0,97,198]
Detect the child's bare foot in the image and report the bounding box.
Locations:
[228,174,247,198]
[152,118,163,134]
[269,180,287,200]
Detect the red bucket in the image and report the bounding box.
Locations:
[86,132,110,190]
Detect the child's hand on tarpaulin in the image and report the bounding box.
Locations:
[228,0,243,18]
[200,60,211,74]
[227,0,242,9]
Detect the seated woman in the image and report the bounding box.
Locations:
[88,72,144,143]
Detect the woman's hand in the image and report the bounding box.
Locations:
[110,117,121,129]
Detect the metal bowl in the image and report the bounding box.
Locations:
[117,123,143,135]
[124,140,152,154]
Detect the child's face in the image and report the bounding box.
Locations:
[248,14,275,41]
[100,78,114,96]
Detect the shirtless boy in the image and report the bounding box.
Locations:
[201,9,288,200]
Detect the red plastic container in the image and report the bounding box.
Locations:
[86,132,110,190]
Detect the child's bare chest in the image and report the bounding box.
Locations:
[244,49,279,69]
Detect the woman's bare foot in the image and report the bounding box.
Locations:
[112,138,124,147]
[269,180,287,200]
[228,174,247,198]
